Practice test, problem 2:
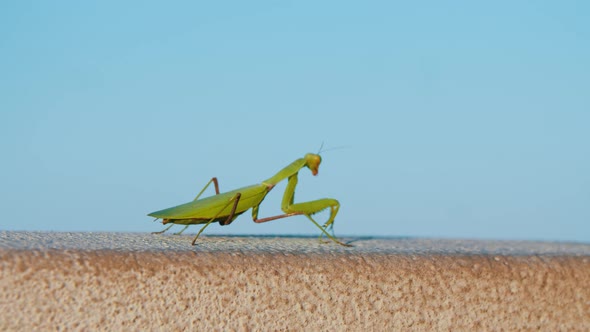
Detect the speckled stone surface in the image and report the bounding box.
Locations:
[2,231,589,255]
[1,231,589,331]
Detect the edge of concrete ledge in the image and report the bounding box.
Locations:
[2,231,589,255]
[1,231,589,330]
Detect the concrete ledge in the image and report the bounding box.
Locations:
[1,232,589,330]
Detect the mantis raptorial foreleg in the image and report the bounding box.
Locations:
[251,173,349,246]
[305,214,350,247]
[192,193,241,245]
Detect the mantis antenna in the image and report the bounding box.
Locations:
[317,142,351,155]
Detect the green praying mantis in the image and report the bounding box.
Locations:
[148,153,350,246]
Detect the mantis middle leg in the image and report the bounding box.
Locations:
[153,177,221,235]
[252,173,349,247]
[192,193,242,245]
[178,177,221,234]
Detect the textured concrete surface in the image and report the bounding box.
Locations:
[1,231,589,331]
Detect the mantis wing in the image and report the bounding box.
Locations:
[148,184,268,219]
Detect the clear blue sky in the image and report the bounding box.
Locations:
[1,1,589,243]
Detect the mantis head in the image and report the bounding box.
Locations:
[304,153,322,176]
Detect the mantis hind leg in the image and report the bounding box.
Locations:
[191,193,242,245]
[174,225,189,235]
[152,223,189,235]
[152,223,174,234]
[193,177,220,201]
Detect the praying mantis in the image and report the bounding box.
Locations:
[148,153,350,246]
